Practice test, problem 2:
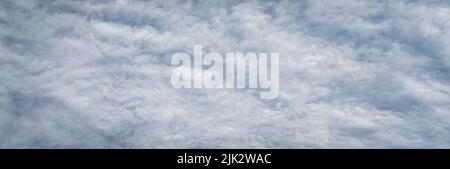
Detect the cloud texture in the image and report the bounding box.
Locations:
[0,0,450,148]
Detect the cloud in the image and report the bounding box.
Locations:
[0,0,449,148]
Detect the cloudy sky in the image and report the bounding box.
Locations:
[0,0,449,148]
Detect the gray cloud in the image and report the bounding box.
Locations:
[0,0,449,148]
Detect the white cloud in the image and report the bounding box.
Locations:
[0,0,449,148]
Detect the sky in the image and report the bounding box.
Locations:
[0,0,449,148]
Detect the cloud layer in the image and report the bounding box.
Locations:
[0,0,449,148]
